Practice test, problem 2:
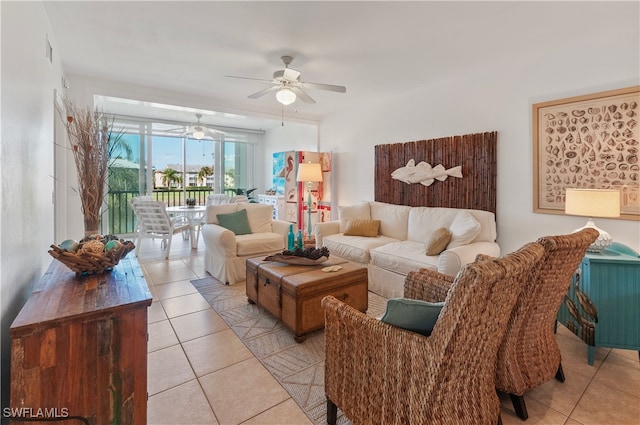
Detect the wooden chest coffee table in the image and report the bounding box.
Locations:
[246,256,368,342]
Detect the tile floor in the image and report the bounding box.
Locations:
[137,236,640,425]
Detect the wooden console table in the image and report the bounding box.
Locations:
[10,255,152,424]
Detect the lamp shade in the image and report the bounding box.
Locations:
[276,88,296,106]
[565,188,620,218]
[296,162,323,182]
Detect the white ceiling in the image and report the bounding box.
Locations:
[42,1,634,131]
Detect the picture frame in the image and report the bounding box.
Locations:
[533,86,640,220]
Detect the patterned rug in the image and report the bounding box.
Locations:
[190,276,388,425]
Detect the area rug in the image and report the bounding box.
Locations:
[191,276,388,425]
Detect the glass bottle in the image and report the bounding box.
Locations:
[287,224,295,251]
[297,230,303,249]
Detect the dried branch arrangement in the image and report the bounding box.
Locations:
[63,100,119,235]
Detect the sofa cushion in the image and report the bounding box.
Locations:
[217,209,252,235]
[407,207,497,244]
[343,219,380,237]
[207,203,239,224]
[339,202,372,232]
[426,227,452,255]
[323,234,400,264]
[448,211,481,249]
[240,203,273,233]
[369,241,439,275]
[381,298,444,336]
[370,201,411,240]
[236,232,284,257]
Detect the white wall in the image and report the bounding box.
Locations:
[319,15,640,254]
[0,1,64,406]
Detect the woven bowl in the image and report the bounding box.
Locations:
[48,239,135,275]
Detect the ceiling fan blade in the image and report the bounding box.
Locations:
[301,81,346,93]
[225,75,276,84]
[290,87,316,104]
[248,85,280,99]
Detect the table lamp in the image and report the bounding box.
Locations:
[565,188,620,253]
[296,162,323,241]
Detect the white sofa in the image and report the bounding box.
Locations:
[201,203,290,284]
[314,201,500,298]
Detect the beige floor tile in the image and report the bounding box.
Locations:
[153,279,198,300]
[200,357,289,425]
[564,419,585,425]
[171,308,229,342]
[610,348,640,364]
[148,344,196,396]
[571,380,640,425]
[556,332,609,379]
[147,265,199,285]
[161,292,211,318]
[525,369,592,415]
[148,379,218,425]
[241,398,312,425]
[592,351,640,398]
[148,300,168,323]
[183,329,253,377]
[499,392,568,425]
[148,319,179,353]
[143,257,191,276]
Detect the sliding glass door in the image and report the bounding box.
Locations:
[104,117,254,235]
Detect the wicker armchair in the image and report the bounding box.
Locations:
[405,229,599,421]
[323,242,544,425]
[494,228,598,420]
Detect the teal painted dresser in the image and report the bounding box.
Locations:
[557,242,640,365]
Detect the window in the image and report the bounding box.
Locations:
[104,116,257,235]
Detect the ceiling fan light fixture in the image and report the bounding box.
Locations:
[276,88,296,105]
[191,129,205,140]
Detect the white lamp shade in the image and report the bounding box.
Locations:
[565,188,620,218]
[276,88,296,106]
[191,130,205,140]
[296,162,323,182]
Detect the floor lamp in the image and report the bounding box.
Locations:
[296,162,323,241]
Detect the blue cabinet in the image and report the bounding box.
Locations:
[557,242,640,365]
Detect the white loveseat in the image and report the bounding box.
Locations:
[201,203,290,284]
[314,201,500,298]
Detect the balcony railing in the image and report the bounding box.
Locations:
[105,188,245,235]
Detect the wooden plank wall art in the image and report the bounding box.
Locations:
[374,131,497,214]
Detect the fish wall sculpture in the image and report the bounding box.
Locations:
[391,159,463,186]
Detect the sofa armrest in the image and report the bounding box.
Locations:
[271,220,291,246]
[404,269,454,302]
[201,223,237,257]
[438,241,501,276]
[314,220,340,247]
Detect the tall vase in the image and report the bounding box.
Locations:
[83,213,100,236]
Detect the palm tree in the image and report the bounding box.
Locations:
[197,166,214,187]
[161,167,182,188]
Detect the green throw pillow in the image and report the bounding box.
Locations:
[217,208,252,235]
[381,298,444,336]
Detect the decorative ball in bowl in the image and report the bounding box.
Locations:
[48,234,135,276]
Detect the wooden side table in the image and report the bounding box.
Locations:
[10,255,152,424]
[557,242,640,365]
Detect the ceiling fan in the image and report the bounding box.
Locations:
[226,56,346,106]
[181,114,226,139]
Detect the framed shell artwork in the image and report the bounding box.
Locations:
[533,86,640,220]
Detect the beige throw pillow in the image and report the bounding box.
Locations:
[426,227,452,256]
[343,219,381,237]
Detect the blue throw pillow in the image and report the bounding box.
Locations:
[381,298,444,336]
[216,208,252,235]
